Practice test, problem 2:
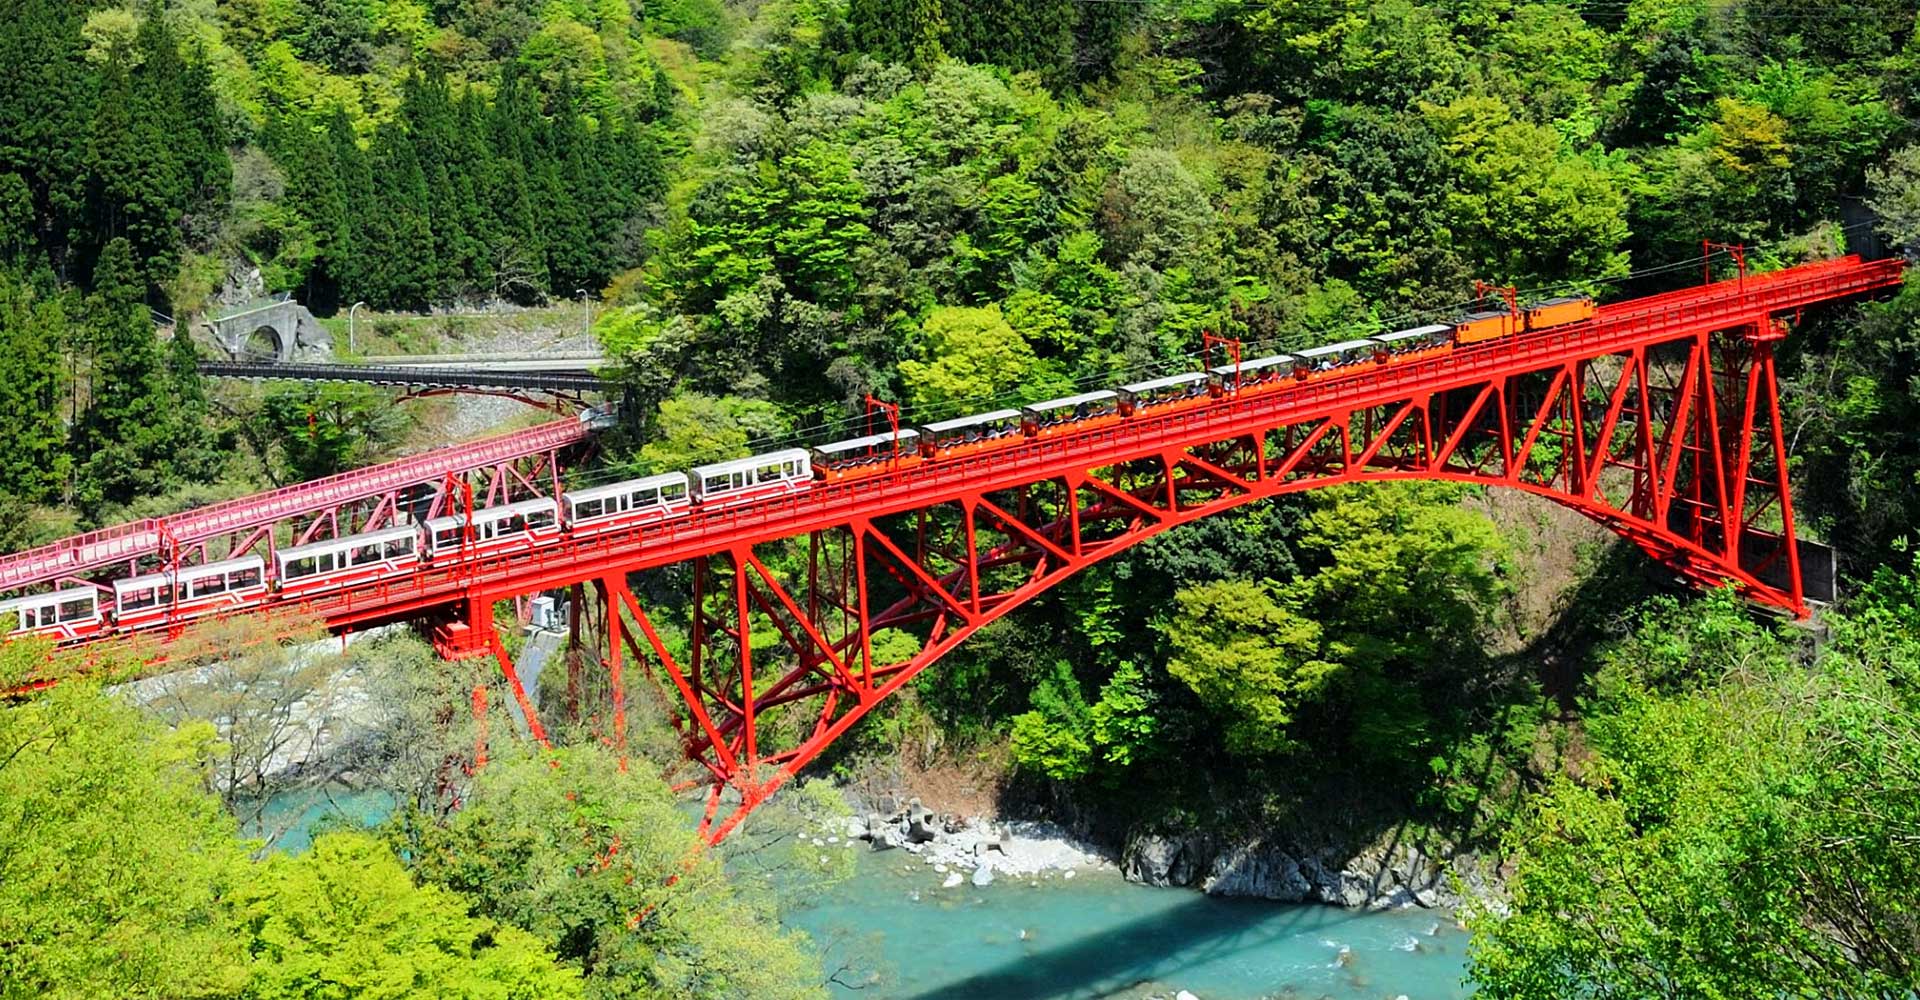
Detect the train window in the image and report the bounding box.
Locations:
[287,556,318,579]
[352,543,382,566]
[434,526,465,549]
[385,537,413,559]
[528,508,556,531]
[122,587,158,612]
[18,605,45,629]
[59,597,93,622]
[234,567,262,589]
[576,498,604,520]
[193,576,228,598]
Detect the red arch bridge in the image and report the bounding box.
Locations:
[1,254,1905,841]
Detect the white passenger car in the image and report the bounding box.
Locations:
[689,449,813,506]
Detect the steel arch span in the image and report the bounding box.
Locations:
[2,254,1904,841]
[558,312,1823,842]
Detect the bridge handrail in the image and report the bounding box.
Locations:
[176,255,1909,636]
[4,256,1901,602]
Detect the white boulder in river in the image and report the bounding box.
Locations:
[942,872,964,889]
[1176,991,1201,1000]
[971,866,994,887]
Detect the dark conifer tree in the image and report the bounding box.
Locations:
[73,239,167,506]
[485,69,549,301]
[360,125,436,308]
[123,0,191,288]
[946,0,1074,77]
[178,47,231,217]
[846,0,946,75]
[0,269,72,502]
[272,114,350,309]
[536,84,597,296]
[162,326,217,481]
[328,109,375,300]
[0,0,90,274]
[401,70,474,300]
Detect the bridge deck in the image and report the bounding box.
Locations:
[200,361,613,393]
[3,256,1903,640]
[0,416,595,591]
[181,256,1913,635]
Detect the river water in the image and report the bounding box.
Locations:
[255,790,1471,999]
[785,848,1472,1000]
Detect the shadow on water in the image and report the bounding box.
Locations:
[901,892,1373,1000]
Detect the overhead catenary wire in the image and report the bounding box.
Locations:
[562,226,1892,490]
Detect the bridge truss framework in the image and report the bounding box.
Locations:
[3,255,1905,841]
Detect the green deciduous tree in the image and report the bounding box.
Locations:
[396,745,827,1000]
[1869,144,1920,251]
[898,304,1046,413]
[1428,95,1629,286]
[1157,484,1505,761]
[633,392,784,474]
[0,656,251,1000]
[1161,577,1333,757]
[236,832,585,1000]
[1467,588,1920,997]
[257,383,411,484]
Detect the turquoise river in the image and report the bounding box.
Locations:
[260,789,1472,999]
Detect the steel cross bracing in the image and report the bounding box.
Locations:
[3,255,1904,841]
[199,362,615,413]
[0,414,599,594]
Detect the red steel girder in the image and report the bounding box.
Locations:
[8,255,1905,842]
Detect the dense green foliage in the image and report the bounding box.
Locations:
[1468,587,1920,996]
[398,746,825,1000]
[0,635,825,1000]
[0,654,250,1000]
[236,832,585,1000]
[4,1,1920,995]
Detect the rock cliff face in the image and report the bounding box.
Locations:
[1121,829,1501,912]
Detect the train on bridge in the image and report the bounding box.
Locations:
[0,294,1598,644]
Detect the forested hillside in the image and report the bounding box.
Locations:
[4,0,1920,996]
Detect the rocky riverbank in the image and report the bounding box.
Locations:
[847,799,1112,888]
[840,789,1501,914]
[1121,828,1502,913]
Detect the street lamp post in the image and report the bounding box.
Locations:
[576,289,590,340]
[348,300,367,356]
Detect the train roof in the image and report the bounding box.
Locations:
[921,409,1022,434]
[1023,390,1119,412]
[1528,295,1588,307]
[1460,309,1510,322]
[1373,324,1452,343]
[812,428,920,456]
[115,555,265,592]
[424,496,559,530]
[1209,353,1294,377]
[566,471,691,504]
[0,586,97,612]
[691,448,812,481]
[279,525,420,560]
[1120,372,1208,394]
[1296,339,1376,358]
